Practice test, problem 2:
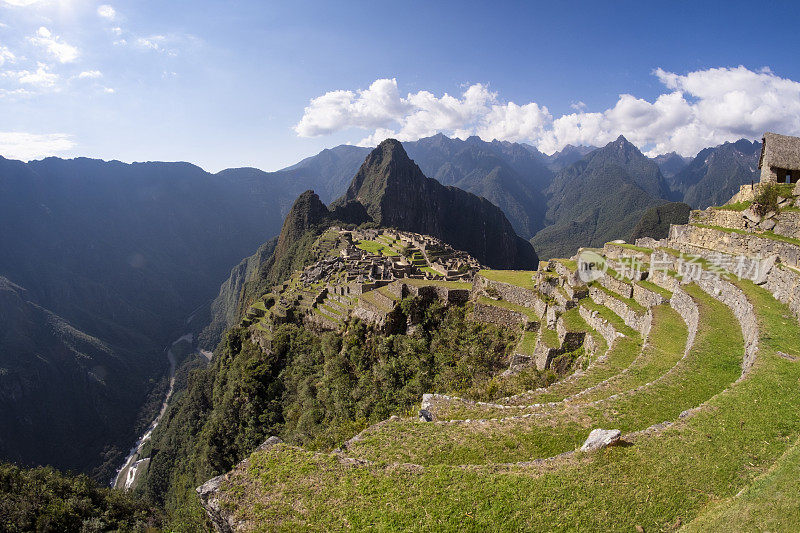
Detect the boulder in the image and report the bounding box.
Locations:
[764,210,777,220]
[760,219,777,231]
[742,208,761,224]
[580,428,621,452]
[794,181,800,196]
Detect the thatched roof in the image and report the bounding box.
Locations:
[759,132,800,170]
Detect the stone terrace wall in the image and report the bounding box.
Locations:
[589,286,652,336]
[473,275,540,309]
[669,224,800,268]
[696,277,759,377]
[632,283,667,308]
[599,273,634,299]
[578,304,620,346]
[690,208,800,240]
[470,301,530,329]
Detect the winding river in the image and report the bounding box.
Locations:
[110,334,185,489]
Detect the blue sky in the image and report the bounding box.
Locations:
[1,0,799,172]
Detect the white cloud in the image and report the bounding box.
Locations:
[78,69,102,79]
[102,86,114,93]
[0,46,15,66]
[3,62,58,87]
[295,67,800,157]
[97,4,115,20]
[0,131,75,160]
[29,26,79,63]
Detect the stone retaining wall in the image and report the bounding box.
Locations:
[578,304,620,346]
[473,275,539,308]
[589,286,652,336]
[669,224,800,268]
[632,283,667,308]
[598,273,634,299]
[695,277,759,377]
[470,301,529,328]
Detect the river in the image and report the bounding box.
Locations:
[110,334,185,489]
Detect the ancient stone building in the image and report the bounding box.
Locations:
[759,132,800,184]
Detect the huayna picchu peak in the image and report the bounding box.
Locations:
[332,139,539,270]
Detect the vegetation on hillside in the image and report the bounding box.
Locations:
[0,462,160,532]
[141,298,522,529]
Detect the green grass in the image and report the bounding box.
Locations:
[610,242,653,254]
[420,266,443,277]
[580,297,637,337]
[594,283,647,314]
[403,278,472,290]
[190,280,800,531]
[540,327,560,348]
[712,200,752,212]
[356,240,401,257]
[358,291,395,313]
[478,269,537,290]
[572,305,686,404]
[476,296,539,321]
[636,279,672,299]
[560,307,588,332]
[554,259,578,272]
[516,331,538,355]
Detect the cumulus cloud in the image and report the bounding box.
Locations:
[295,67,800,157]
[97,4,116,20]
[1,0,45,5]
[0,131,75,160]
[29,26,78,63]
[3,62,58,87]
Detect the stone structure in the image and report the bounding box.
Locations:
[759,132,800,184]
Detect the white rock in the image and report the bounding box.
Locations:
[794,181,800,196]
[580,428,621,452]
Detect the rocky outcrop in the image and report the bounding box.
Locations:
[580,428,621,452]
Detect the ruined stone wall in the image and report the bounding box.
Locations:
[690,209,800,240]
[763,264,800,320]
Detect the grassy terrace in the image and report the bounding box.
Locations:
[560,306,588,332]
[570,304,686,404]
[540,327,560,348]
[579,296,637,337]
[515,330,538,355]
[358,290,395,313]
[403,278,472,290]
[553,258,577,272]
[344,284,741,464]
[356,239,401,257]
[636,279,672,299]
[610,242,653,254]
[478,269,537,289]
[712,200,752,211]
[594,282,648,314]
[218,280,800,531]
[476,296,539,321]
[420,266,442,277]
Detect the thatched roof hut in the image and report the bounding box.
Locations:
[759,132,800,183]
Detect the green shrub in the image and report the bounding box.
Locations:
[753,184,780,217]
